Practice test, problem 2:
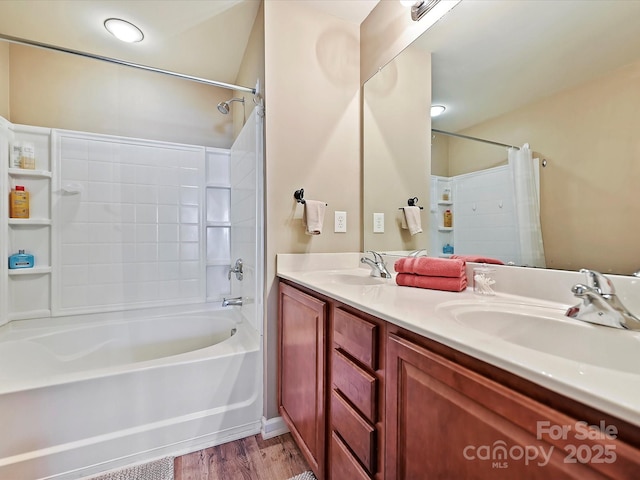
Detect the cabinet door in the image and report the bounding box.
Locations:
[386,333,639,480]
[279,282,327,479]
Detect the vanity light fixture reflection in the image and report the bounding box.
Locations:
[431,105,446,117]
[401,0,461,23]
[104,18,144,43]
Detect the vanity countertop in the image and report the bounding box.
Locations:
[277,253,640,428]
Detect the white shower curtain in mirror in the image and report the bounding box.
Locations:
[508,144,546,267]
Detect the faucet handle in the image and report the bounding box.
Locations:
[228,258,244,280]
[580,269,615,295]
[366,250,383,263]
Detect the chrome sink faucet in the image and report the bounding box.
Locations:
[566,269,640,330]
[361,251,392,278]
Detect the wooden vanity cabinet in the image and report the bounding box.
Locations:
[278,281,386,480]
[385,328,640,480]
[278,282,328,479]
[279,279,640,480]
[329,306,386,480]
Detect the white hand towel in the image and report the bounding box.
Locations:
[401,206,422,236]
[303,200,326,235]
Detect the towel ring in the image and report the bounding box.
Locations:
[294,188,327,206]
[294,188,306,204]
[399,197,424,210]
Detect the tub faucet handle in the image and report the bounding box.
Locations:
[228,258,243,281]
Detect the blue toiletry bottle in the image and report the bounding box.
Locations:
[443,244,454,255]
[9,250,34,269]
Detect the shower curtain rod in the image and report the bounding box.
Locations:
[0,33,256,94]
[432,128,520,150]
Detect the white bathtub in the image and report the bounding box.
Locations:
[0,305,262,480]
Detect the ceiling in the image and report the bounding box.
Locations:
[3,0,637,132]
[301,0,379,24]
[0,0,379,90]
[417,0,640,132]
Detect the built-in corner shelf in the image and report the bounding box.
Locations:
[438,226,453,232]
[9,218,52,226]
[206,221,231,228]
[437,201,453,206]
[8,266,52,276]
[3,121,54,323]
[8,168,52,178]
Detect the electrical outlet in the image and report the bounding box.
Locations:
[373,212,384,233]
[334,211,347,233]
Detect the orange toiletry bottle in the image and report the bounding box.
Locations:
[443,209,452,228]
[9,185,29,218]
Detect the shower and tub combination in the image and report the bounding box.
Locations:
[0,45,265,478]
[0,304,261,479]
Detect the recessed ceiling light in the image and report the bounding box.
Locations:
[104,18,144,43]
[431,105,446,117]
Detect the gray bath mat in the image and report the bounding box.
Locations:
[288,471,317,480]
[86,457,174,480]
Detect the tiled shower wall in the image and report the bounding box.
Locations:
[431,166,519,264]
[229,108,263,332]
[452,166,519,263]
[54,131,231,315]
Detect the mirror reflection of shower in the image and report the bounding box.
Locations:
[217,97,245,114]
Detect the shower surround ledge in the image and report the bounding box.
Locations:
[277,252,640,427]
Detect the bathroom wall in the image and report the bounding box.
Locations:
[363,45,431,252]
[445,59,640,273]
[431,133,449,177]
[263,0,361,419]
[7,44,234,148]
[234,1,265,140]
[0,42,8,119]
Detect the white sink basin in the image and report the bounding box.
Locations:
[300,269,390,286]
[436,300,640,374]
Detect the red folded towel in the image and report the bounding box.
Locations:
[450,255,504,265]
[394,257,466,278]
[396,273,467,292]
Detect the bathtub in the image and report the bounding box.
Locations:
[0,304,262,480]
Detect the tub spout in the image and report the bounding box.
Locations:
[222,296,243,307]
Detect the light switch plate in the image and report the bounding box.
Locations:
[335,211,347,233]
[373,212,384,233]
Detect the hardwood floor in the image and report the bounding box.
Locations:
[174,433,310,480]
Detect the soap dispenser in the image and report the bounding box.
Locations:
[9,250,35,269]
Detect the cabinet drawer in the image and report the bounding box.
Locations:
[333,307,377,369]
[332,349,377,422]
[331,431,371,480]
[331,389,376,474]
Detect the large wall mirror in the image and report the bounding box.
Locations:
[363,0,640,275]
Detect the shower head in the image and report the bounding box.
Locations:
[217,97,245,114]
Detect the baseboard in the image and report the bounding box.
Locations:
[260,416,289,440]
